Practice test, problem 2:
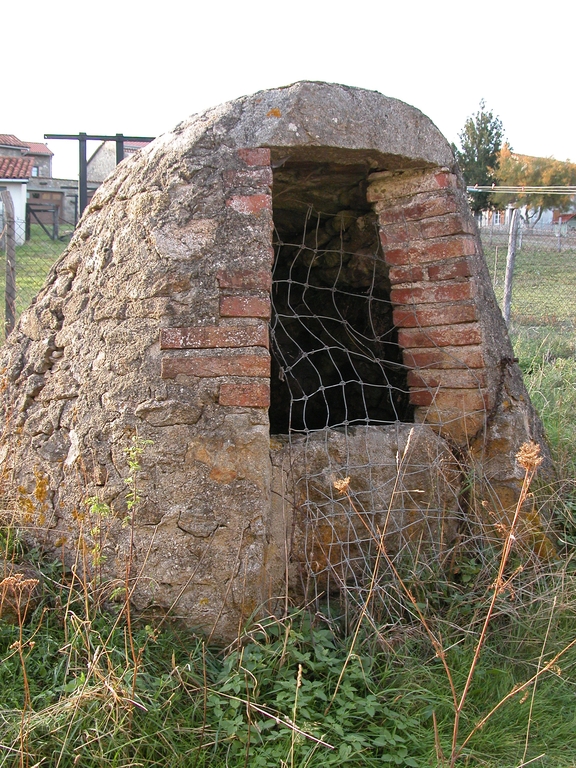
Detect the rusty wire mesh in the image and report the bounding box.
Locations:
[270,207,480,626]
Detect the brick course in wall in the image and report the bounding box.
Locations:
[160,148,273,410]
[159,159,493,439]
[369,167,489,444]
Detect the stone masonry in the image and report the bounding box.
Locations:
[0,83,551,640]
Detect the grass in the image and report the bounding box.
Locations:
[482,230,576,326]
[0,231,575,766]
[2,359,576,767]
[2,550,576,766]
[0,224,69,334]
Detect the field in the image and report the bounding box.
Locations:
[1,230,576,766]
[483,227,576,341]
[0,224,70,335]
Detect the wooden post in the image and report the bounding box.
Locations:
[52,204,59,241]
[1,189,17,337]
[502,208,519,327]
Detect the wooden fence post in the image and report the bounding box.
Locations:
[1,189,17,337]
[502,208,519,327]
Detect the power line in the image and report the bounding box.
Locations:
[467,185,576,195]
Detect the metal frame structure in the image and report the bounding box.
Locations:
[44,133,155,216]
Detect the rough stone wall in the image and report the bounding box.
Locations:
[0,136,276,640]
[0,82,551,640]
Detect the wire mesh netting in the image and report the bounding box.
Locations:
[270,207,412,433]
[482,225,576,328]
[269,207,481,625]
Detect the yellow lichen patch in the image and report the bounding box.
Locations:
[193,446,212,465]
[17,489,35,524]
[34,469,49,503]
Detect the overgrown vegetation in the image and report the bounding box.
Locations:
[2,334,576,767]
[1,229,576,766]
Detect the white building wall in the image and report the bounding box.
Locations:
[0,181,28,244]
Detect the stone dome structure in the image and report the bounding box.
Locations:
[0,82,549,640]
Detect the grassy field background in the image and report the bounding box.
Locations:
[0,224,69,335]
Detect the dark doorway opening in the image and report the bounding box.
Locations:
[270,160,412,434]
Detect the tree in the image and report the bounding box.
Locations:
[496,144,576,227]
[455,100,504,214]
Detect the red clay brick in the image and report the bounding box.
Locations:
[398,323,482,349]
[238,148,271,166]
[223,167,273,187]
[376,193,459,223]
[160,325,269,350]
[427,258,472,281]
[226,194,272,215]
[393,302,477,328]
[388,264,426,284]
[383,236,477,266]
[405,195,459,221]
[391,281,474,305]
[375,206,405,226]
[409,387,488,412]
[403,345,485,369]
[420,214,475,240]
[430,389,489,411]
[219,382,270,407]
[220,296,271,319]
[378,220,421,246]
[409,389,434,406]
[407,368,487,389]
[434,172,455,189]
[216,267,272,292]
[161,354,270,379]
[367,169,457,202]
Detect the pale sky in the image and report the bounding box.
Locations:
[5,0,575,180]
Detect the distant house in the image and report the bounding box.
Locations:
[0,153,33,244]
[0,133,80,227]
[88,140,151,183]
[0,134,30,158]
[552,210,576,233]
[25,142,53,178]
[0,134,53,178]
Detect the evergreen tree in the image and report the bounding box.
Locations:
[455,100,504,214]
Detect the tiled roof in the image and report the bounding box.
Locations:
[25,142,53,156]
[125,140,151,150]
[553,210,576,224]
[0,134,28,149]
[0,156,34,179]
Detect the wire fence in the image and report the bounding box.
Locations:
[2,203,574,343]
[481,222,576,331]
[0,218,71,337]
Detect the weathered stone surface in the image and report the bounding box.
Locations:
[0,82,551,641]
[269,425,461,597]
